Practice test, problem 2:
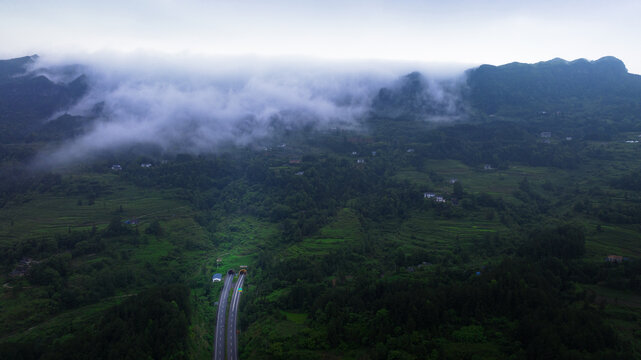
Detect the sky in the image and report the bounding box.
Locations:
[2,0,641,73]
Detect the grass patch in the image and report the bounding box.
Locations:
[586,224,641,260]
[286,208,363,257]
[281,311,308,325]
[213,216,278,271]
[0,173,190,245]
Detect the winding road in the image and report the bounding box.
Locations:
[213,272,234,360]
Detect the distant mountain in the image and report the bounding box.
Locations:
[0,55,37,83]
[371,71,464,120]
[371,56,641,122]
[1,54,640,145]
[0,55,88,142]
[466,56,641,116]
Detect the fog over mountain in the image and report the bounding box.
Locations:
[7,53,636,169]
[25,53,466,167]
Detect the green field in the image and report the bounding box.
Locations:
[286,208,363,257]
[0,174,191,243]
[2,134,641,359]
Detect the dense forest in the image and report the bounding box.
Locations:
[1,55,641,359]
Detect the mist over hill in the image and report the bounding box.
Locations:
[3,53,641,360]
[0,56,88,143]
[1,54,640,166]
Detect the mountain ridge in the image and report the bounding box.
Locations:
[1,55,640,144]
[466,55,641,116]
[0,55,88,142]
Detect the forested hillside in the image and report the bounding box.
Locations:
[466,56,641,116]
[1,56,641,359]
[0,56,88,143]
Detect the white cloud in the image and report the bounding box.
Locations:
[30,53,464,166]
[27,52,468,167]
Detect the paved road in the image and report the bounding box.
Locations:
[227,274,245,360]
[213,273,234,360]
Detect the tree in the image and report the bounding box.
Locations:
[453,181,464,197]
[524,223,585,259]
[105,216,129,237]
[145,220,163,236]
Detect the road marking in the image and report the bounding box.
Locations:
[213,276,233,360]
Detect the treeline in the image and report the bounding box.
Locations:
[613,168,641,191]
[0,284,191,360]
[0,218,172,316]
[306,258,626,359]
[0,169,62,208]
[242,231,633,359]
[120,152,425,243]
[0,216,135,268]
[411,121,585,170]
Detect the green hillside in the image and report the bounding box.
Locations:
[1,56,641,359]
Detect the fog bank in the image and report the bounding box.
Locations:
[29,53,467,165]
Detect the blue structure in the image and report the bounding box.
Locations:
[212,273,222,282]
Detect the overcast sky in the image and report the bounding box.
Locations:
[1,0,640,73]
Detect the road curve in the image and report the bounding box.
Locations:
[227,274,245,360]
[213,274,234,360]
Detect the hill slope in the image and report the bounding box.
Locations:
[466,56,641,116]
[0,55,88,142]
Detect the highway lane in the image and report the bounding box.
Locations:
[226,273,245,360]
[213,273,234,360]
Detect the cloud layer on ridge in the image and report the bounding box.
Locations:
[28,52,467,166]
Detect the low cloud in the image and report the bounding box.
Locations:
[29,52,467,166]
